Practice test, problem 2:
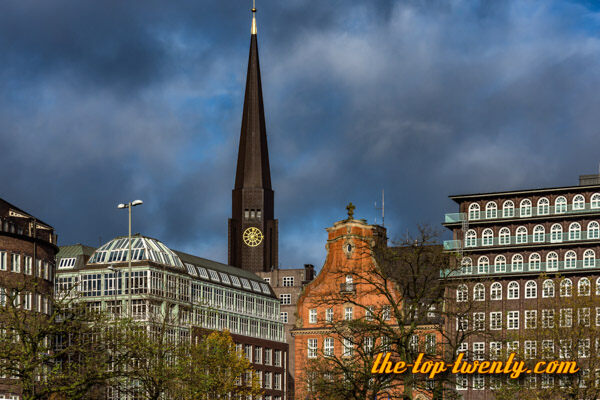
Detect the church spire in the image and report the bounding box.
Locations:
[234,4,271,190]
[229,4,278,273]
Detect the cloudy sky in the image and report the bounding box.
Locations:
[1,0,600,270]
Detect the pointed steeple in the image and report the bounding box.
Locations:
[234,5,271,190]
[229,5,278,273]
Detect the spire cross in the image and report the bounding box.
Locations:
[346,202,356,220]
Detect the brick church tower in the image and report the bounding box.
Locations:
[228,7,278,273]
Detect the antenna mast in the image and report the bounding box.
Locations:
[374,190,385,226]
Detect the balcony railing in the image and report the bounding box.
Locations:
[340,283,355,293]
[445,258,600,277]
[444,231,599,250]
[444,203,600,224]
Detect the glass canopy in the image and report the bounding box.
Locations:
[88,235,184,269]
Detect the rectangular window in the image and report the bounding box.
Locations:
[456,374,468,390]
[326,308,333,322]
[307,339,318,358]
[0,251,6,270]
[507,311,519,330]
[343,338,353,357]
[345,307,353,321]
[366,305,374,321]
[525,310,537,329]
[282,276,294,287]
[264,371,272,389]
[473,374,485,390]
[559,340,572,359]
[23,256,32,275]
[324,337,334,356]
[264,348,272,365]
[524,341,537,359]
[254,346,262,364]
[542,309,555,328]
[542,340,554,359]
[382,305,391,321]
[280,312,288,323]
[244,345,252,362]
[560,308,573,328]
[274,350,282,367]
[425,334,436,354]
[490,342,502,360]
[274,373,282,390]
[579,308,591,327]
[11,253,20,273]
[578,339,590,358]
[457,316,468,331]
[490,311,502,330]
[309,309,317,323]
[474,312,485,331]
[473,342,485,361]
[280,294,291,305]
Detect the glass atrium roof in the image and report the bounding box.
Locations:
[85,235,273,296]
[88,236,184,269]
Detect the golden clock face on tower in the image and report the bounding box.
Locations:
[243,227,263,247]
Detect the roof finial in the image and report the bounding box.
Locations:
[251,0,257,35]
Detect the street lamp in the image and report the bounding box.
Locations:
[117,200,143,317]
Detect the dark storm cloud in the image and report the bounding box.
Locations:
[1,0,600,270]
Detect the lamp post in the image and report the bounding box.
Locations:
[117,200,143,317]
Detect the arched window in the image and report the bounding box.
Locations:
[490,282,502,300]
[486,202,497,219]
[587,221,599,240]
[456,284,468,302]
[499,227,511,245]
[461,257,473,274]
[564,250,577,269]
[511,254,524,272]
[546,252,559,271]
[507,282,519,299]
[525,281,537,298]
[465,230,477,248]
[555,196,567,214]
[578,278,591,296]
[482,228,494,246]
[583,249,596,268]
[516,226,528,244]
[529,253,541,271]
[520,199,532,217]
[494,255,506,273]
[469,203,480,220]
[473,283,485,301]
[533,225,545,242]
[560,279,573,297]
[542,280,555,298]
[503,201,515,218]
[591,193,600,209]
[537,197,550,215]
[573,194,585,210]
[550,224,563,243]
[569,222,581,241]
[477,256,489,274]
